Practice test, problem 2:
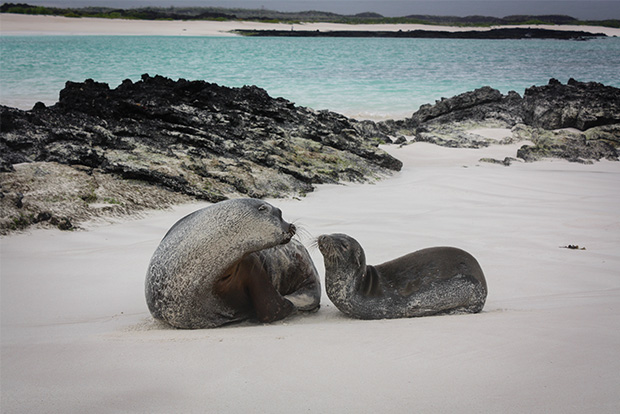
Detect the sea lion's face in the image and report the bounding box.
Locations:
[256,201,296,244]
[317,233,366,274]
[236,199,295,248]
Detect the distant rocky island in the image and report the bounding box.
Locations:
[235,27,606,40]
[1,76,618,233]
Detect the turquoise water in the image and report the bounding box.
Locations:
[1,35,619,119]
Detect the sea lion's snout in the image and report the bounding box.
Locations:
[281,222,296,244]
[317,234,350,260]
[316,235,333,256]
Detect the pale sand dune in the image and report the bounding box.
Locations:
[2,13,620,37]
[2,141,619,413]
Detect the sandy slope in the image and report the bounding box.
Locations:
[2,140,619,413]
[2,13,620,37]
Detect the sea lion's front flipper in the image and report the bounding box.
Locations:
[242,254,295,323]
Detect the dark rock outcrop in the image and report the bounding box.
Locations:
[1,76,618,233]
[405,86,524,128]
[0,74,402,232]
[1,74,400,196]
[381,86,524,148]
[521,78,620,130]
[381,78,619,157]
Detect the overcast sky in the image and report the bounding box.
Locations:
[21,1,620,20]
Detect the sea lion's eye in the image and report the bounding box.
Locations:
[258,204,269,213]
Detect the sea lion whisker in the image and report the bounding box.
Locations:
[316,235,344,260]
[308,237,321,252]
[290,221,313,242]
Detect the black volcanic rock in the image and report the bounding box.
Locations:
[1,74,400,204]
[521,78,620,130]
[2,76,619,233]
[0,74,404,232]
[381,86,524,148]
[405,86,522,126]
[380,78,619,156]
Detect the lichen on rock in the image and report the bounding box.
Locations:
[0,74,401,233]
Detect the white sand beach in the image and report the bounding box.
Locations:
[2,13,620,37]
[2,140,619,413]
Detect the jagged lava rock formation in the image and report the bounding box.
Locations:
[0,74,400,232]
[381,78,619,162]
[1,76,618,233]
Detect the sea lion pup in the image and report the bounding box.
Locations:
[145,198,321,329]
[317,233,487,320]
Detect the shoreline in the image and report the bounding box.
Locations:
[2,13,620,37]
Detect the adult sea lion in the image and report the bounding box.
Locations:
[317,233,487,320]
[145,198,321,329]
